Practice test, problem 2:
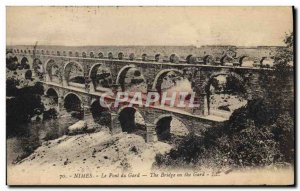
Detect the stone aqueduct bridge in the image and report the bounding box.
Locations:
[13,48,279,142]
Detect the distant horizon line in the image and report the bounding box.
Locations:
[6,44,286,48]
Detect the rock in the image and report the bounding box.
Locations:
[68,120,88,135]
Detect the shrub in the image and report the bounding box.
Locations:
[154,99,293,169]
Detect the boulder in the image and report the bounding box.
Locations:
[68,120,87,135]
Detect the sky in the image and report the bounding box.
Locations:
[6,6,293,47]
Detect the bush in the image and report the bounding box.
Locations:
[6,78,19,96]
[218,120,281,167]
[6,81,45,137]
[43,108,58,120]
[271,113,294,163]
[154,98,293,169]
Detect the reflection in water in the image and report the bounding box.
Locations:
[7,115,79,165]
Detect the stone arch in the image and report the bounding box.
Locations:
[108,52,114,59]
[45,87,59,105]
[202,71,246,94]
[155,53,161,62]
[6,54,19,70]
[90,99,111,126]
[186,54,196,64]
[152,69,184,92]
[63,61,85,87]
[220,55,235,66]
[116,65,146,92]
[202,71,248,117]
[45,59,61,83]
[239,55,255,67]
[90,51,95,58]
[118,106,146,137]
[118,52,124,60]
[20,57,30,69]
[64,92,82,102]
[91,97,111,111]
[64,92,84,119]
[82,52,87,58]
[169,53,179,63]
[68,51,73,57]
[57,51,61,56]
[33,58,44,78]
[129,53,135,60]
[89,63,112,90]
[154,114,189,142]
[116,65,135,86]
[98,52,104,58]
[203,55,214,65]
[142,53,147,61]
[260,57,274,68]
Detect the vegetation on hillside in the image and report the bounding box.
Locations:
[154,32,294,169]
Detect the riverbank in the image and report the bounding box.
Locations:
[7,129,172,184]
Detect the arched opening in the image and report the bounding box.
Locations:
[45,88,59,110]
[169,53,179,63]
[239,56,254,67]
[90,51,95,58]
[156,116,172,141]
[98,52,104,58]
[6,54,18,71]
[89,63,112,90]
[20,57,30,70]
[203,55,213,65]
[118,52,124,60]
[153,70,193,109]
[186,54,197,64]
[155,115,189,143]
[129,53,135,60]
[108,52,114,59]
[153,70,184,93]
[64,62,85,88]
[117,66,147,93]
[33,58,43,79]
[155,54,161,62]
[90,100,111,126]
[205,73,247,118]
[142,53,147,61]
[46,59,60,83]
[64,93,83,119]
[220,55,235,66]
[260,57,274,68]
[118,107,146,138]
[25,70,32,79]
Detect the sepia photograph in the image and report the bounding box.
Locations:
[5,6,294,186]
